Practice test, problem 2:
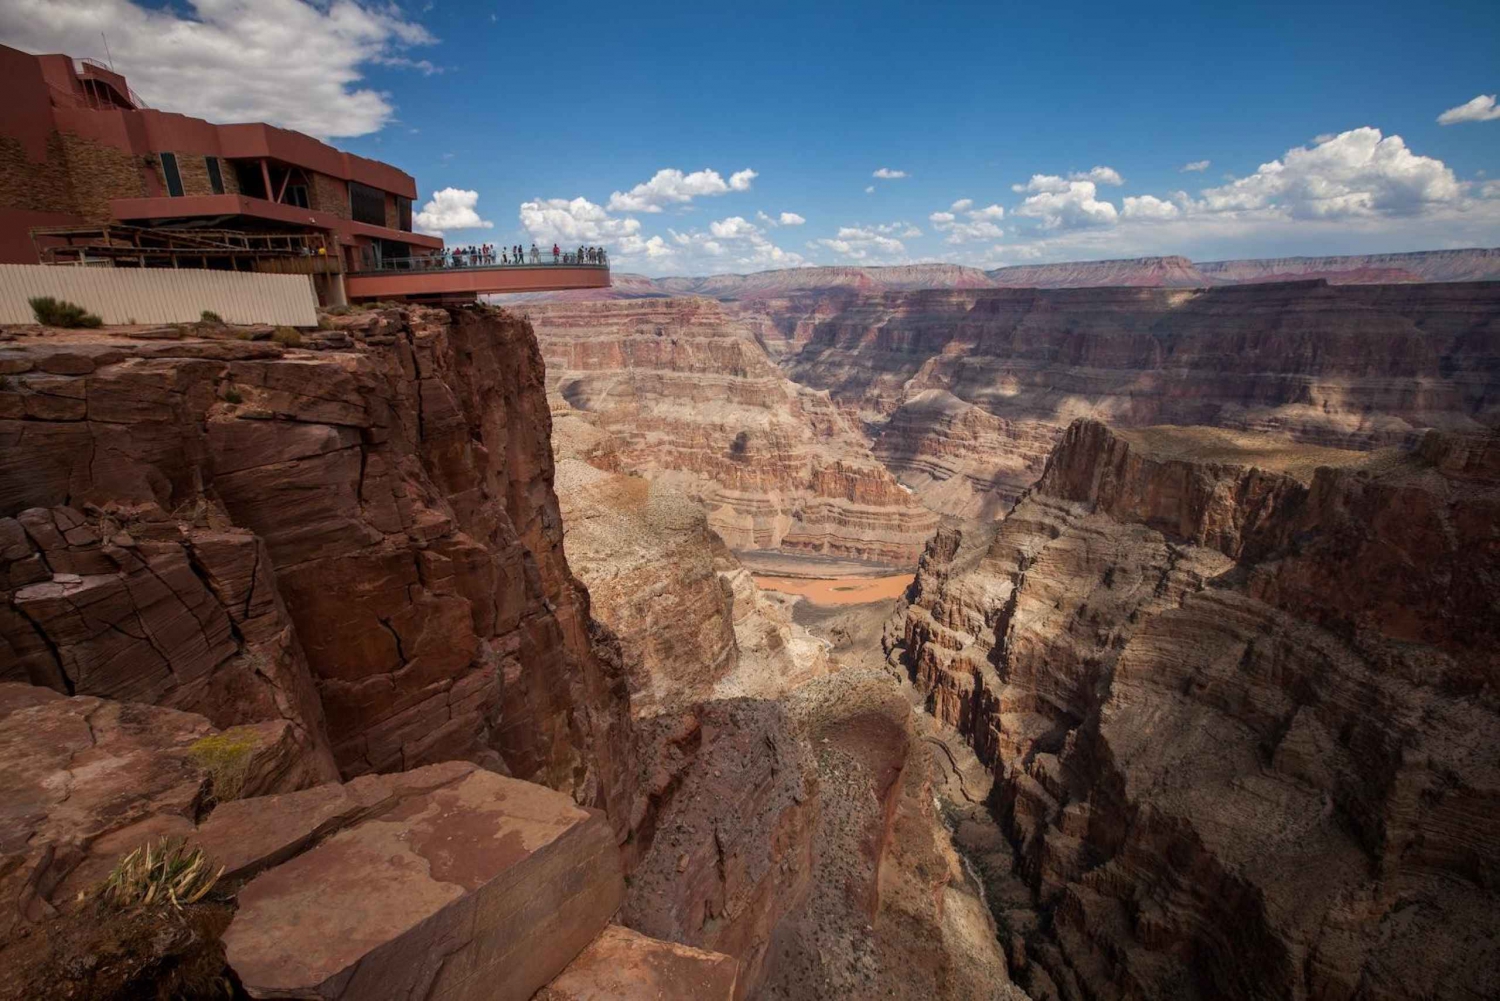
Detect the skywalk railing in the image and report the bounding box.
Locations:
[368,253,610,273]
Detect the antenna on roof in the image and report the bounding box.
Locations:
[101,32,114,72]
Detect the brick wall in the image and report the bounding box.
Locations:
[0,133,76,215]
[168,153,240,197]
[311,172,349,219]
[384,192,398,230]
[59,132,149,222]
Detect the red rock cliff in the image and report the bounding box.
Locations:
[1,306,633,823]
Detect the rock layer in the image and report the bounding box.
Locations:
[784,280,1500,516]
[532,297,937,564]
[891,419,1500,999]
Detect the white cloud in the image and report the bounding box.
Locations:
[865,185,875,194]
[667,215,806,271]
[606,168,757,213]
[930,203,1006,243]
[1070,166,1124,186]
[1438,94,1500,125]
[1181,160,1211,172]
[1013,178,1119,229]
[0,0,435,138]
[1121,194,1181,220]
[414,188,493,236]
[519,196,641,243]
[779,211,806,226]
[1193,128,1460,219]
[816,225,907,261]
[873,168,908,179]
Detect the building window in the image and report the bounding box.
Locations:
[285,185,309,209]
[349,182,386,226]
[397,196,412,233]
[160,152,183,197]
[205,156,225,195]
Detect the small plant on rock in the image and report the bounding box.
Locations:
[271,326,303,347]
[29,296,102,328]
[223,386,243,405]
[98,838,223,910]
[199,310,222,324]
[187,728,259,801]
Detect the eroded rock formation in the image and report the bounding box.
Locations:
[532,297,937,565]
[784,280,1500,517]
[0,307,632,823]
[891,419,1500,999]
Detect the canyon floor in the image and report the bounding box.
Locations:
[2,269,1497,1000]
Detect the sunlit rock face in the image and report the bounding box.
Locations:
[892,419,1500,1000]
[777,280,1500,517]
[531,297,938,566]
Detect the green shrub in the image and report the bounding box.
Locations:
[199,310,222,324]
[271,326,302,347]
[29,296,102,328]
[187,729,259,801]
[223,387,243,405]
[99,837,222,910]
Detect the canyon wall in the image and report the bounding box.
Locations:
[0,307,634,825]
[890,419,1500,999]
[780,280,1500,517]
[531,297,938,565]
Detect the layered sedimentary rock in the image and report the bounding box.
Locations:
[553,406,830,715]
[891,419,1500,999]
[532,297,937,565]
[784,280,1500,516]
[0,308,632,827]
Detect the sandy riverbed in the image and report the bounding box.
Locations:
[752,573,914,606]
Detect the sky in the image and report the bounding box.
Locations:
[3,0,1499,276]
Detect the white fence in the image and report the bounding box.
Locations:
[0,265,318,327]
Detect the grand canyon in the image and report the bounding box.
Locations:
[2,246,1498,1001]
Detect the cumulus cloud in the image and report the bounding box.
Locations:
[0,0,434,138]
[816,225,906,261]
[872,168,908,179]
[668,215,806,270]
[930,203,1006,243]
[519,196,641,243]
[1438,94,1500,125]
[779,211,806,226]
[1012,177,1119,229]
[1181,160,1212,172]
[1121,194,1181,220]
[1193,127,1460,219]
[606,168,757,213]
[1070,166,1124,186]
[414,188,493,236]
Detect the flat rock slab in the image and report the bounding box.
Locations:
[220,762,623,1001]
[536,925,739,1001]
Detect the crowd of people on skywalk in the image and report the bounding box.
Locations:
[436,243,608,267]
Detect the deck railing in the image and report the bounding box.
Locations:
[368,253,610,273]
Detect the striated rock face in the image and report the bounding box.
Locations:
[785,280,1500,517]
[0,308,633,827]
[553,406,830,717]
[532,297,937,565]
[892,419,1500,1000]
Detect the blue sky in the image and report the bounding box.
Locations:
[4,0,1499,274]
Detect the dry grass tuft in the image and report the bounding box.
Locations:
[272,325,303,347]
[98,838,223,911]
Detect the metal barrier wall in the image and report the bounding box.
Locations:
[0,265,318,326]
